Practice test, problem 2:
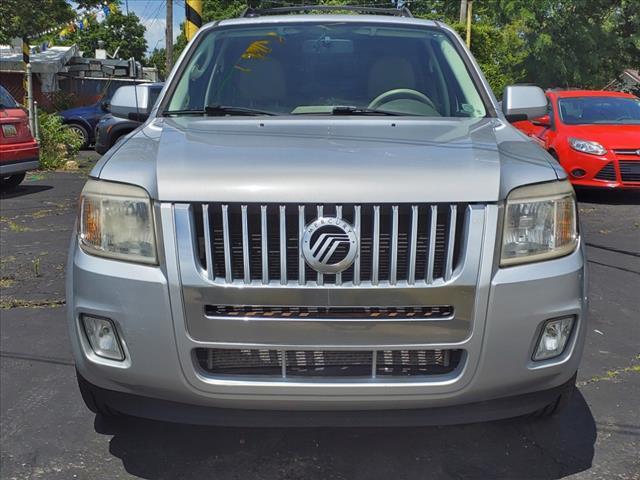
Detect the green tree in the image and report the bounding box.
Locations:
[452,21,529,96]
[145,47,167,80]
[0,0,75,44]
[62,10,147,61]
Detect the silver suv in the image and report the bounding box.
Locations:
[68,7,586,425]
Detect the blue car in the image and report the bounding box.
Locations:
[58,99,110,149]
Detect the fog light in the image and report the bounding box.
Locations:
[571,168,586,178]
[533,316,574,361]
[82,315,124,360]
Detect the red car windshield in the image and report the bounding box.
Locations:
[558,96,640,125]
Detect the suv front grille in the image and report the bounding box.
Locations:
[192,203,468,286]
[194,348,463,378]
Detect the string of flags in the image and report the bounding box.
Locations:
[59,1,118,40]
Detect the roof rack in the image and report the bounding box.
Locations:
[241,4,413,18]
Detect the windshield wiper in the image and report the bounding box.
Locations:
[331,106,401,116]
[163,105,278,117]
[205,105,278,116]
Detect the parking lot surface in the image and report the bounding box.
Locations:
[1,160,639,479]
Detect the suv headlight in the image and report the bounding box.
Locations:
[568,137,606,156]
[501,181,578,267]
[79,179,157,264]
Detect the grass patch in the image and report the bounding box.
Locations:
[0,217,32,232]
[579,359,640,387]
[0,297,66,309]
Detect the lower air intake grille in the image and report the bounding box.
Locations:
[195,348,463,378]
[619,161,640,182]
[594,163,617,181]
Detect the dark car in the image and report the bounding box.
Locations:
[58,100,110,149]
[94,83,163,154]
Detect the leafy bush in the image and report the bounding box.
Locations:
[37,111,83,170]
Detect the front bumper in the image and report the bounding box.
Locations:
[561,149,640,189]
[78,370,577,426]
[67,203,587,418]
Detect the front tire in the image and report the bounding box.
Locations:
[0,173,26,190]
[76,370,119,418]
[66,123,90,149]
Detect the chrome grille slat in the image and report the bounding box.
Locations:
[279,205,287,285]
[390,205,399,285]
[335,205,343,286]
[445,205,457,281]
[241,205,250,283]
[221,204,232,283]
[195,203,469,286]
[353,205,361,286]
[408,205,418,285]
[372,205,380,285]
[316,205,324,286]
[260,205,269,285]
[426,205,437,284]
[298,205,305,285]
[202,204,214,280]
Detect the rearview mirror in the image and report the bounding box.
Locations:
[502,85,547,122]
[531,114,551,127]
[110,85,153,122]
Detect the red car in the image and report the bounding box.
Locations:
[513,90,640,189]
[0,85,40,189]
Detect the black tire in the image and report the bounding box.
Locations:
[66,123,90,149]
[0,173,26,190]
[531,373,576,418]
[76,370,119,418]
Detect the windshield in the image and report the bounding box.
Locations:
[0,85,19,109]
[558,96,640,125]
[165,22,488,118]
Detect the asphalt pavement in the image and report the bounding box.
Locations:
[1,156,639,479]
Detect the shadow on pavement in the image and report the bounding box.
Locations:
[96,391,595,480]
[576,187,639,205]
[0,184,53,199]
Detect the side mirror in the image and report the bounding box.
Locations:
[502,86,547,123]
[109,85,152,122]
[100,100,110,113]
[531,114,551,127]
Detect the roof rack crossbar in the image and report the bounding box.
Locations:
[241,4,413,18]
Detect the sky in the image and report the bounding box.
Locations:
[71,0,185,53]
[124,0,185,53]
[121,0,184,52]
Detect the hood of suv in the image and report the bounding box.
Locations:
[95,116,562,203]
[561,124,640,149]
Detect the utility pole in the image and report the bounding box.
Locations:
[185,0,203,41]
[22,38,35,136]
[465,0,473,47]
[459,0,467,23]
[166,0,173,75]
